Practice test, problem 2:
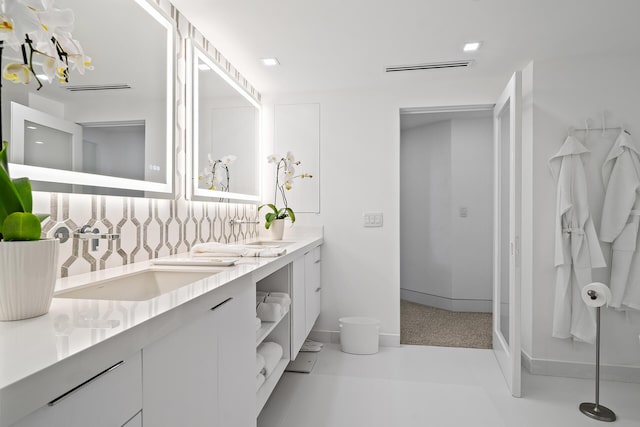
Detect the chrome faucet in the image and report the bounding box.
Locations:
[229,218,260,234]
[73,225,120,251]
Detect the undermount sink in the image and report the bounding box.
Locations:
[54,269,221,301]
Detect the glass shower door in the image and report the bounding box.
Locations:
[492,72,522,397]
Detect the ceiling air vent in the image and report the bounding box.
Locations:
[385,60,474,73]
[64,84,132,92]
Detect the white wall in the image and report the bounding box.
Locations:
[400,117,493,312]
[261,74,507,341]
[450,118,494,305]
[527,52,640,370]
[400,120,452,302]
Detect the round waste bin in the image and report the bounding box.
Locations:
[339,317,380,355]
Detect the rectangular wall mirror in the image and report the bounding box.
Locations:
[2,0,175,198]
[187,40,261,203]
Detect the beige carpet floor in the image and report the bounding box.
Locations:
[400,300,492,349]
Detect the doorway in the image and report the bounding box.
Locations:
[399,106,494,349]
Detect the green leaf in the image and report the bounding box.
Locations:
[2,212,41,241]
[264,212,277,229]
[258,203,278,214]
[285,207,296,223]
[0,162,25,236]
[13,177,32,213]
[0,140,9,174]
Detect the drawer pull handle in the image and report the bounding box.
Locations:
[48,360,125,406]
[211,297,233,311]
[314,260,321,264]
[315,287,321,293]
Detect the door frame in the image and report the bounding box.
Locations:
[398,96,523,397]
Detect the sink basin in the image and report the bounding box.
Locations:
[54,269,220,301]
[244,240,294,247]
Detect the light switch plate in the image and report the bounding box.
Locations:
[363,212,383,227]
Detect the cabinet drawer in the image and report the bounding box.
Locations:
[12,352,142,427]
[304,249,322,336]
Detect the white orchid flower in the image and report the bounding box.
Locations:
[286,151,295,163]
[3,63,31,84]
[0,1,41,50]
[267,154,278,163]
[284,179,293,191]
[36,3,74,34]
[221,154,236,165]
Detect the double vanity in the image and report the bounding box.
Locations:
[0,232,323,427]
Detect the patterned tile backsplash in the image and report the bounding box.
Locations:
[34,193,258,278]
[29,1,261,279]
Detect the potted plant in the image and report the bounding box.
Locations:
[259,151,312,240]
[0,140,57,320]
[0,0,91,320]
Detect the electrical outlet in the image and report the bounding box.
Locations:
[363,212,383,227]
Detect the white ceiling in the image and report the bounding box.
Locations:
[170,0,640,96]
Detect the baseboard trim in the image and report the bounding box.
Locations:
[522,350,640,383]
[309,329,400,347]
[401,288,492,313]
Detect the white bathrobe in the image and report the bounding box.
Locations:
[600,131,640,310]
[549,136,606,343]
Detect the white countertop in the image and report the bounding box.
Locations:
[0,231,323,395]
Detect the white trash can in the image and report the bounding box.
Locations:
[339,317,380,355]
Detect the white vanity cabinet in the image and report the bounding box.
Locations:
[10,352,142,427]
[305,246,322,337]
[142,276,255,427]
[291,246,322,359]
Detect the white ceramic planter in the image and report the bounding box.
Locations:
[270,219,286,240]
[0,239,60,321]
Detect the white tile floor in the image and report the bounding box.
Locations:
[258,344,640,427]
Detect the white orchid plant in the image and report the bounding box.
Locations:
[259,151,312,230]
[0,0,90,242]
[199,154,236,192]
[0,0,92,90]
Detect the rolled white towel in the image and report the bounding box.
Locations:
[255,317,262,331]
[257,341,283,377]
[191,242,286,257]
[256,291,268,298]
[256,302,284,322]
[256,373,266,391]
[256,352,266,375]
[256,295,266,304]
[265,295,290,310]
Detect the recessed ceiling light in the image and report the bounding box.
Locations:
[463,41,481,52]
[198,63,211,71]
[33,140,45,145]
[261,57,280,67]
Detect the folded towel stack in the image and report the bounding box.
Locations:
[191,242,286,258]
[257,341,283,377]
[256,291,291,322]
[256,302,286,322]
[255,317,262,331]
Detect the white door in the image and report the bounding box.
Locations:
[492,72,522,397]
